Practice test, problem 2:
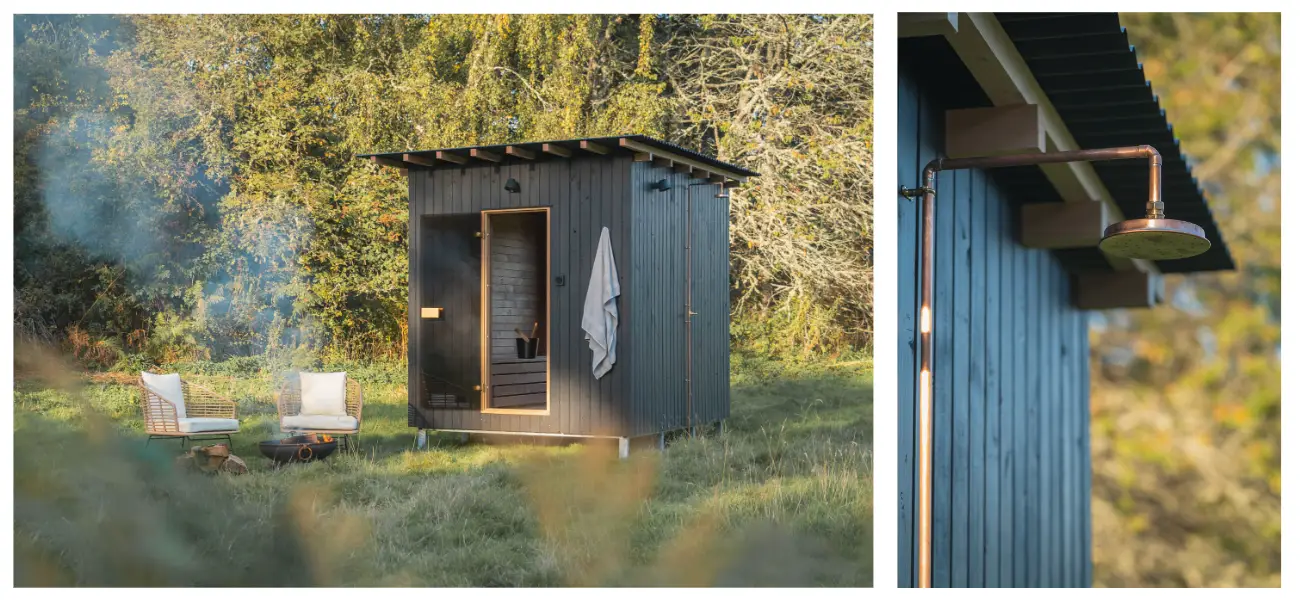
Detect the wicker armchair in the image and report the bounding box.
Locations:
[276,375,363,451]
[139,373,239,447]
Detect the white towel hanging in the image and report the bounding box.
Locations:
[582,227,620,379]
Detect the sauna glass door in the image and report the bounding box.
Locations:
[482,208,550,414]
[418,214,482,410]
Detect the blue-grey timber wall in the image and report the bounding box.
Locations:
[897,59,1094,587]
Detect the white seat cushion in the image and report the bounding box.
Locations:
[282,414,358,432]
[299,372,348,416]
[141,372,186,418]
[177,417,239,433]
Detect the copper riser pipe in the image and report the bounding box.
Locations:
[903,145,1161,588]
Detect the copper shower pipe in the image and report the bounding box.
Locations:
[900,145,1162,588]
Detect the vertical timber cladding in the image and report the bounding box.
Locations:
[898,60,1092,586]
[408,155,633,436]
[627,162,732,438]
[689,183,730,429]
[628,162,687,436]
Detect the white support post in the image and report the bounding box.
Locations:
[618,437,630,459]
[657,432,666,451]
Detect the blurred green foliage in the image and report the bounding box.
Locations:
[1090,14,1280,587]
[12,15,872,367]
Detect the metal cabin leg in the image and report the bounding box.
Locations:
[656,432,666,451]
[618,437,630,459]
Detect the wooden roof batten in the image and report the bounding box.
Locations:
[541,143,572,158]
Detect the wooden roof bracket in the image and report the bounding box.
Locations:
[932,12,1155,275]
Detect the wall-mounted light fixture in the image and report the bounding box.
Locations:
[650,178,671,192]
[899,145,1210,589]
[504,178,522,194]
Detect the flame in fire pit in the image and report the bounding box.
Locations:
[320,434,333,443]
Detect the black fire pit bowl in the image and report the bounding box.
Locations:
[259,434,339,464]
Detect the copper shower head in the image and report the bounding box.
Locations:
[1099,217,1211,260]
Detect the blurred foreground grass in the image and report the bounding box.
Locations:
[13,350,872,586]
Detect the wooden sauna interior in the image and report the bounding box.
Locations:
[483,209,549,412]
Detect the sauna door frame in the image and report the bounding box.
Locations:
[480,207,551,416]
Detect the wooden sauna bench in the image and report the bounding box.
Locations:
[490,356,547,410]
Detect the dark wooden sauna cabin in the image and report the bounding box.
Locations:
[358,136,759,455]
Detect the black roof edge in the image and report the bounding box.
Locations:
[356,134,760,177]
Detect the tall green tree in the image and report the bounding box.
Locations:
[1090,13,1281,587]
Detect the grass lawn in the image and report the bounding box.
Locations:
[14,355,871,586]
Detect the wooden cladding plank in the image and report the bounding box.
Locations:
[951,168,972,587]
[969,168,988,587]
[983,171,1003,587]
[997,162,1016,588]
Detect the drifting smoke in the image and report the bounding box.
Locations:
[17,14,318,358]
[37,112,164,270]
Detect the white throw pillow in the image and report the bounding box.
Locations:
[141,372,186,418]
[282,414,359,431]
[177,417,239,433]
[299,372,348,416]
